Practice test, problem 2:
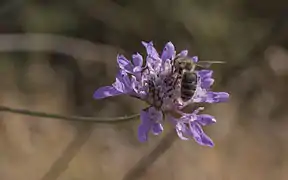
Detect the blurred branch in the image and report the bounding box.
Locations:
[0,33,116,62]
[0,105,139,123]
[122,129,177,180]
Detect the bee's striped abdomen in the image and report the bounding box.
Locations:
[180,72,197,102]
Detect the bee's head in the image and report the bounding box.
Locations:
[174,57,194,71]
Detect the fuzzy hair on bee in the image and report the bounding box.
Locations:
[172,56,198,102]
[172,55,225,102]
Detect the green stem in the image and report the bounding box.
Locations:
[0,105,140,123]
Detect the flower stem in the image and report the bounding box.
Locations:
[0,105,140,123]
[122,129,177,180]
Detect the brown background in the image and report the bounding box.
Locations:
[1,0,288,180]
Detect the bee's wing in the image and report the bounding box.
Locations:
[196,61,226,68]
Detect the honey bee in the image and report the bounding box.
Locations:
[173,56,225,102]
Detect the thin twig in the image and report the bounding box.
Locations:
[122,129,177,180]
[0,105,140,123]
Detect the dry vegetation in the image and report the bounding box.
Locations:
[1,0,288,180]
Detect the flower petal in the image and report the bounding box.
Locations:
[137,107,164,142]
[190,123,202,140]
[199,133,214,147]
[161,42,175,60]
[93,86,122,99]
[190,123,214,147]
[131,76,146,97]
[198,70,213,79]
[138,109,152,142]
[178,50,188,57]
[133,66,142,74]
[113,73,126,93]
[113,70,134,94]
[117,54,133,73]
[151,123,163,135]
[201,78,214,88]
[132,53,143,67]
[215,92,230,102]
[206,92,230,103]
[196,114,216,126]
[138,123,149,142]
[122,73,133,89]
[142,41,159,59]
[147,106,163,121]
[192,56,198,63]
[175,123,189,140]
[142,41,162,72]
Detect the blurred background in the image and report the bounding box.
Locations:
[0,0,288,180]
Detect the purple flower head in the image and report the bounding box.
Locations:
[93,41,230,147]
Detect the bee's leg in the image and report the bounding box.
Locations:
[172,74,181,87]
[170,60,175,73]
